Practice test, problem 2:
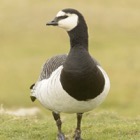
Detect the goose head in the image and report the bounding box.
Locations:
[46,8,86,32]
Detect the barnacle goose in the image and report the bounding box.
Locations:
[30,8,110,140]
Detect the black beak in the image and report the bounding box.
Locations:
[46,17,58,26]
[30,96,36,102]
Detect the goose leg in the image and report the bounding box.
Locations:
[52,112,65,140]
[74,113,83,140]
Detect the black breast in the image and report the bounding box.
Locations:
[60,48,105,101]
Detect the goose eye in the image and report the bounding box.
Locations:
[58,15,68,20]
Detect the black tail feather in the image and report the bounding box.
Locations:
[30,83,35,89]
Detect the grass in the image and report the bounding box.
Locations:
[0,0,140,139]
[0,111,140,140]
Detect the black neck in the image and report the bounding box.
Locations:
[67,19,88,50]
[60,15,105,101]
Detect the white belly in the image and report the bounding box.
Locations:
[34,66,110,113]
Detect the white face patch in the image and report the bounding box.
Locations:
[56,10,78,31]
[56,11,66,17]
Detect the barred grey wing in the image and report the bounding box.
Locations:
[38,54,67,81]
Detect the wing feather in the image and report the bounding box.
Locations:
[38,54,67,81]
[30,54,67,90]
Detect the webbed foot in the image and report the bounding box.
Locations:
[57,132,65,140]
[74,129,82,140]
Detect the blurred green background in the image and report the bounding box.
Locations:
[0,0,139,117]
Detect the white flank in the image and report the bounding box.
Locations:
[33,65,110,114]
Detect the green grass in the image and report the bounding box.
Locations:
[0,112,140,140]
[0,0,140,139]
